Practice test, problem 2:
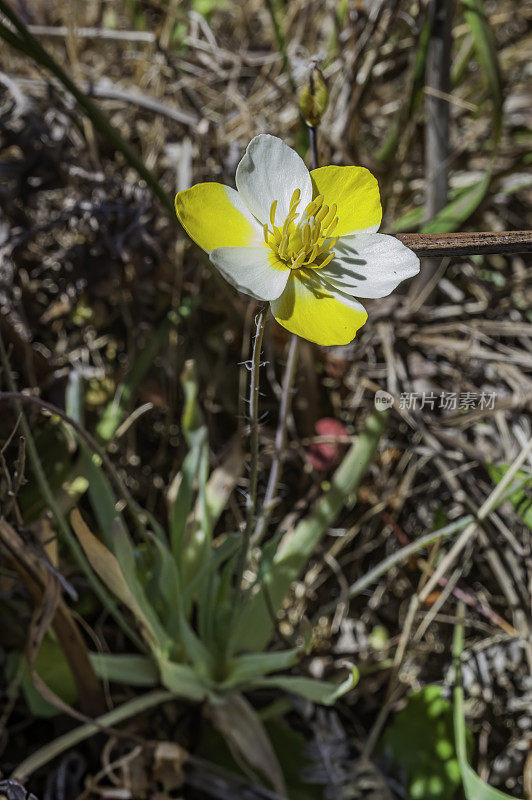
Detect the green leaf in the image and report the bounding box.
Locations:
[111,525,170,650]
[221,649,300,689]
[169,440,205,562]
[171,360,213,587]
[157,657,209,701]
[90,653,159,687]
[252,665,358,706]
[381,685,465,800]
[80,446,123,548]
[196,717,321,800]
[389,205,425,234]
[231,407,386,653]
[376,16,431,163]
[460,0,503,139]
[421,171,492,234]
[9,638,78,718]
[486,464,532,530]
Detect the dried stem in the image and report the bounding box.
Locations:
[395,230,532,257]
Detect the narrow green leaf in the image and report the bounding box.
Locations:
[486,464,532,530]
[421,171,492,234]
[170,441,204,562]
[460,0,503,139]
[90,653,159,687]
[111,525,170,650]
[389,205,425,234]
[252,665,358,706]
[157,657,209,700]
[221,649,300,689]
[376,16,431,163]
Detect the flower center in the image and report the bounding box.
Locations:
[262,189,339,270]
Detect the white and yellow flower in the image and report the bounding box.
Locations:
[175,134,419,346]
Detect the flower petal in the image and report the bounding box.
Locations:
[236,134,313,225]
[320,233,420,299]
[175,182,262,253]
[271,269,367,346]
[310,165,382,236]
[210,245,289,301]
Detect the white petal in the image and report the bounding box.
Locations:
[320,233,420,299]
[210,245,289,301]
[236,134,313,225]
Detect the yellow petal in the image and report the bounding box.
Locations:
[310,166,382,237]
[175,183,261,253]
[271,270,368,346]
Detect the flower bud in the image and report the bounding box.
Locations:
[298,64,328,128]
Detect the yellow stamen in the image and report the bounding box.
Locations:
[289,188,301,210]
[321,204,337,229]
[269,200,278,226]
[315,204,329,223]
[263,224,269,243]
[305,243,319,264]
[317,251,335,270]
[325,217,338,236]
[310,221,322,245]
[291,250,307,269]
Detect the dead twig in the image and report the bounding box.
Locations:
[396,230,532,256]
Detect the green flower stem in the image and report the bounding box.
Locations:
[12,689,173,781]
[308,125,319,171]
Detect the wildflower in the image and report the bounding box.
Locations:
[175,135,419,346]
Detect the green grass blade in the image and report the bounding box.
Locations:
[421,171,492,234]
[460,0,503,139]
[252,665,358,706]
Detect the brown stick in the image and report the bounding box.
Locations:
[395,231,532,257]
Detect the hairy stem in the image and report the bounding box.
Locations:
[233,307,267,595]
[251,334,299,547]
